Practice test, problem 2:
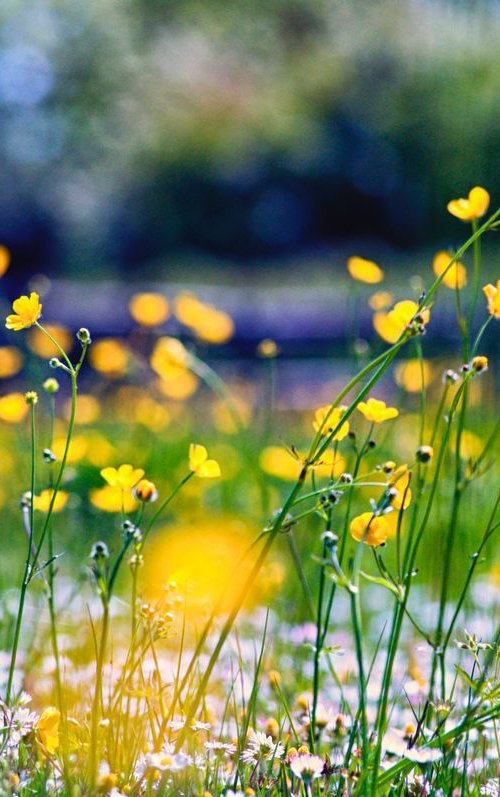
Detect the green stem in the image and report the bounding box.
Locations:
[5,403,36,704]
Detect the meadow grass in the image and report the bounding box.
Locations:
[0,189,498,795]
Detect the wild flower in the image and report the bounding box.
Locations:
[313,404,350,439]
[240,731,285,764]
[483,280,500,318]
[129,292,170,326]
[373,299,430,343]
[100,464,145,490]
[289,753,325,780]
[357,397,399,423]
[189,443,221,478]
[347,256,384,284]
[35,707,60,756]
[5,292,42,331]
[350,512,391,547]
[33,489,68,512]
[447,186,490,221]
[432,251,467,289]
[0,346,23,378]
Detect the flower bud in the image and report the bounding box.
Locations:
[416,445,433,463]
[471,355,488,373]
[77,327,92,345]
[25,391,38,406]
[133,478,158,503]
[90,541,109,561]
[43,377,60,393]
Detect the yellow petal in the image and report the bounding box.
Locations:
[196,459,221,478]
[189,443,208,472]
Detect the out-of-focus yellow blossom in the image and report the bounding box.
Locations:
[191,306,234,344]
[151,336,189,377]
[347,257,384,284]
[33,490,68,512]
[394,359,433,392]
[373,300,430,344]
[89,485,138,513]
[173,291,205,326]
[447,186,490,221]
[35,707,60,756]
[368,291,393,311]
[459,430,484,459]
[0,393,29,423]
[174,292,234,343]
[0,451,13,475]
[357,397,399,423]
[389,465,412,510]
[212,397,251,434]
[313,449,345,479]
[64,394,101,424]
[350,512,390,547]
[257,338,280,358]
[483,280,500,318]
[0,346,23,378]
[129,292,170,326]
[101,464,145,490]
[432,251,467,289]
[189,444,221,478]
[81,432,116,467]
[90,338,129,377]
[0,245,11,277]
[5,292,42,331]
[313,405,349,440]
[259,446,303,481]
[156,371,198,400]
[134,397,171,431]
[52,435,89,463]
[27,323,71,358]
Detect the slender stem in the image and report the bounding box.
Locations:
[6,403,36,703]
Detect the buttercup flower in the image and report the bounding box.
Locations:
[189,444,221,478]
[89,485,137,513]
[347,256,384,284]
[133,478,158,502]
[35,707,60,755]
[357,397,399,423]
[0,244,11,277]
[313,405,350,440]
[101,464,145,490]
[5,292,42,331]
[483,280,500,318]
[350,512,390,547]
[33,489,68,513]
[389,465,412,509]
[432,251,467,289]
[0,346,23,378]
[373,300,430,344]
[0,393,30,423]
[447,186,490,221]
[129,292,170,326]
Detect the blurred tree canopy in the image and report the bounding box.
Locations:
[1,0,500,277]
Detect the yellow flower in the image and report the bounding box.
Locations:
[173,291,205,326]
[432,251,467,290]
[66,394,101,424]
[133,478,158,502]
[394,359,433,393]
[389,465,412,510]
[0,346,24,378]
[35,707,60,756]
[347,257,384,284]
[151,336,189,377]
[89,485,138,513]
[27,323,71,358]
[0,245,11,277]
[33,490,68,513]
[447,186,490,221]
[368,291,393,311]
[129,292,170,326]
[89,338,129,377]
[101,464,145,490]
[189,444,221,478]
[313,405,349,441]
[483,280,500,318]
[156,371,198,400]
[5,292,42,331]
[0,393,29,423]
[350,512,390,547]
[257,339,280,358]
[259,446,303,481]
[191,307,234,344]
[357,397,399,423]
[373,300,430,344]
